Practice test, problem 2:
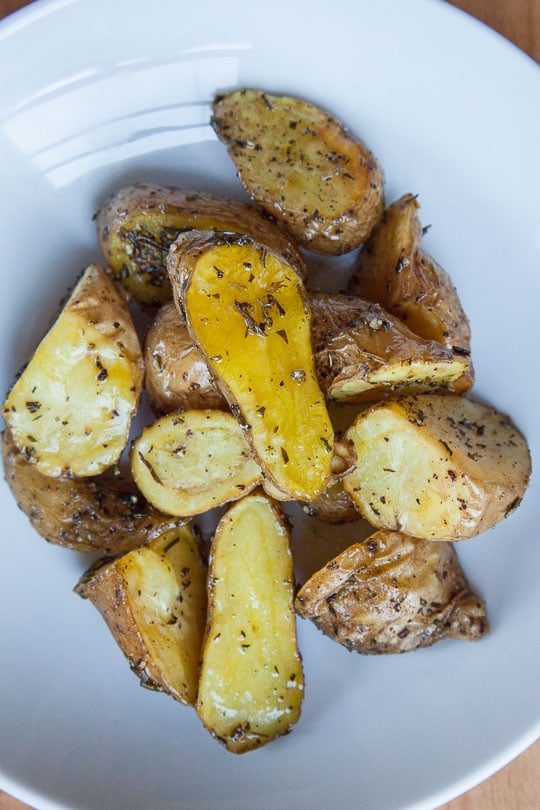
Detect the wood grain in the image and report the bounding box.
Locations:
[0,1,538,809]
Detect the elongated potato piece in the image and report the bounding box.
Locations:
[96,183,306,306]
[169,231,334,501]
[75,525,207,704]
[212,89,384,254]
[197,492,303,753]
[343,395,531,540]
[2,264,143,478]
[144,302,227,413]
[1,429,182,553]
[310,292,469,402]
[295,530,489,653]
[131,410,262,517]
[348,194,473,392]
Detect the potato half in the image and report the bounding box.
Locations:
[295,530,489,653]
[310,292,469,402]
[1,429,182,554]
[343,395,531,540]
[131,410,262,517]
[168,230,334,501]
[197,491,304,753]
[211,89,384,254]
[96,183,306,306]
[75,524,207,704]
[2,264,143,478]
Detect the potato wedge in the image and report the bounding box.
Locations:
[131,410,262,517]
[295,530,489,653]
[2,264,143,478]
[144,302,227,413]
[343,394,531,540]
[211,89,384,254]
[310,292,469,402]
[1,429,182,553]
[75,524,207,704]
[168,230,334,501]
[96,183,306,306]
[348,194,473,392]
[197,492,303,753]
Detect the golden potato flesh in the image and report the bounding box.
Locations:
[168,231,334,501]
[211,89,384,254]
[2,264,143,478]
[1,429,182,554]
[96,183,306,306]
[343,395,531,540]
[75,525,207,704]
[310,292,469,402]
[295,530,489,653]
[131,410,262,517]
[144,302,227,413]
[197,492,304,753]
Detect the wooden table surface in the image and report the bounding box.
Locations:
[0,0,538,808]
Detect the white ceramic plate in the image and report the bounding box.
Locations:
[1,1,539,808]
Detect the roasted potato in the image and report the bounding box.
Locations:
[144,302,227,413]
[343,394,531,541]
[211,89,384,254]
[303,478,360,524]
[295,529,489,653]
[131,410,262,517]
[197,491,303,753]
[168,230,334,502]
[310,292,469,402]
[96,183,306,306]
[348,194,473,393]
[2,264,143,478]
[1,429,182,553]
[75,524,207,705]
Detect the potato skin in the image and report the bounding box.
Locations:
[96,183,306,306]
[212,89,384,255]
[144,302,227,413]
[295,530,489,653]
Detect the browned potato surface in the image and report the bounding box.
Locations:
[96,183,306,306]
[212,89,384,254]
[144,302,227,413]
[75,524,207,704]
[2,264,143,478]
[304,478,360,524]
[168,230,334,502]
[197,492,303,753]
[295,530,489,653]
[131,410,262,517]
[343,394,531,541]
[310,292,469,402]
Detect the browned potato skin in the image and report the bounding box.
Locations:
[348,194,473,393]
[144,302,227,413]
[295,530,489,653]
[303,479,360,524]
[2,429,182,554]
[310,292,469,402]
[96,183,306,306]
[211,89,384,255]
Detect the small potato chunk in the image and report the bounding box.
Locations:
[197,492,304,753]
[1,429,182,553]
[343,395,531,540]
[169,231,334,501]
[96,183,306,306]
[295,530,489,653]
[144,302,227,413]
[131,410,262,517]
[211,89,384,254]
[310,292,469,402]
[2,264,143,478]
[75,525,207,704]
[304,478,360,524]
[348,194,473,392]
